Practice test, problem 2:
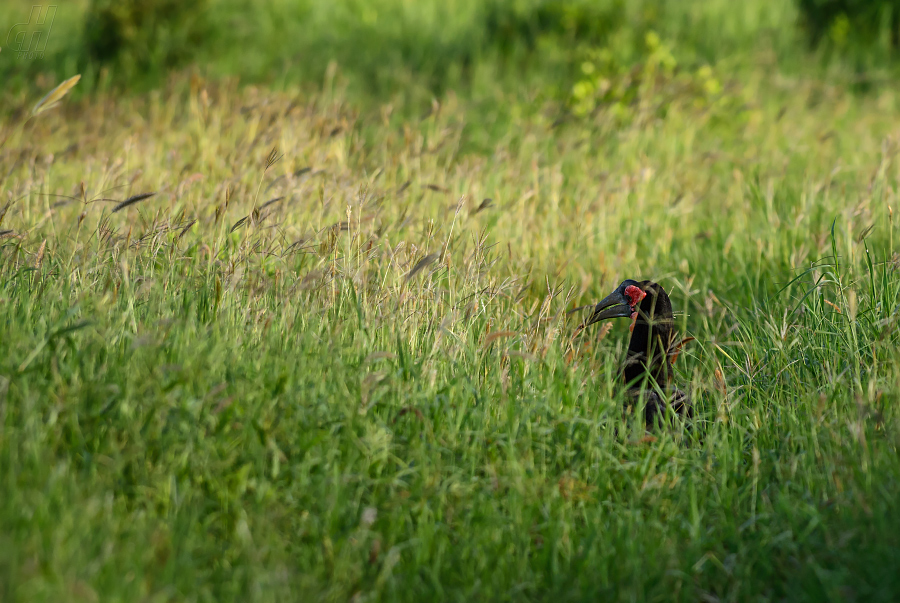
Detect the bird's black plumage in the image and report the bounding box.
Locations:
[578,280,691,427]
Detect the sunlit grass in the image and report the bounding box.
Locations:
[1,64,900,601]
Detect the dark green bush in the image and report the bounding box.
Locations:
[796,0,900,48]
[483,0,629,53]
[84,0,208,71]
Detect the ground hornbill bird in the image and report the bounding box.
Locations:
[573,280,693,427]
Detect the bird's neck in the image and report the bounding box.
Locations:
[624,317,675,388]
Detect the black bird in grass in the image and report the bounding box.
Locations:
[574,280,693,427]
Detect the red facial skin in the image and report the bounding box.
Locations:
[624,285,646,307]
[624,285,646,332]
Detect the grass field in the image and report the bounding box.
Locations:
[3,2,900,602]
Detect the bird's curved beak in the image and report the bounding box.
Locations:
[583,289,633,328]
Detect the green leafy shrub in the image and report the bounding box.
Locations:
[568,31,736,126]
[482,0,629,52]
[84,0,209,72]
[796,0,900,48]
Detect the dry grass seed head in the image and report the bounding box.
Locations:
[31,74,81,118]
[112,192,157,213]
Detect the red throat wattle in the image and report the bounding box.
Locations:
[624,285,644,333]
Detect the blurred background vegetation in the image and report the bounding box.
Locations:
[2,0,900,113]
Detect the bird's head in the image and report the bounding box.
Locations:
[574,279,687,383]
[578,280,676,337]
[580,279,647,330]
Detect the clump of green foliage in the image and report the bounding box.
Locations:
[482,0,631,52]
[568,31,731,125]
[797,0,900,48]
[83,0,209,74]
